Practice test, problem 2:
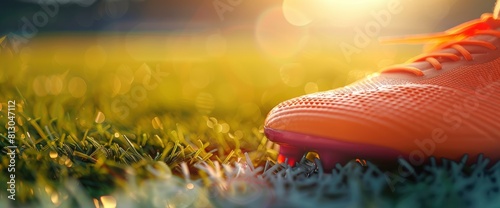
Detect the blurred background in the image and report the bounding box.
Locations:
[1,0,496,34]
[0,0,497,124]
[2,2,500,207]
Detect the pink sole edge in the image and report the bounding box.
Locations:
[265,128,406,171]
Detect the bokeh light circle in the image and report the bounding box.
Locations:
[195,92,215,114]
[105,0,129,19]
[282,0,313,26]
[255,7,309,58]
[46,75,64,95]
[68,77,88,98]
[304,82,318,94]
[33,76,48,97]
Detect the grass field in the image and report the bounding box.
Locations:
[1,33,500,208]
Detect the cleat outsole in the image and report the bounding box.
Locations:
[266,128,405,171]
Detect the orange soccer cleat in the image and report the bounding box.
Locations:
[264,13,500,171]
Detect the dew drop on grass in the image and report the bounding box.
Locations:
[95,111,106,124]
[152,116,163,130]
[49,151,58,159]
[101,195,117,208]
[51,193,59,205]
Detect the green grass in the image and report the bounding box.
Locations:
[1,34,500,208]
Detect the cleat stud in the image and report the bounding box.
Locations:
[277,145,305,167]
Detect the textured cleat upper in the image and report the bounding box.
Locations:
[265,14,500,162]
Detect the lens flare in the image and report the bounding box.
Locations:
[255,7,309,58]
